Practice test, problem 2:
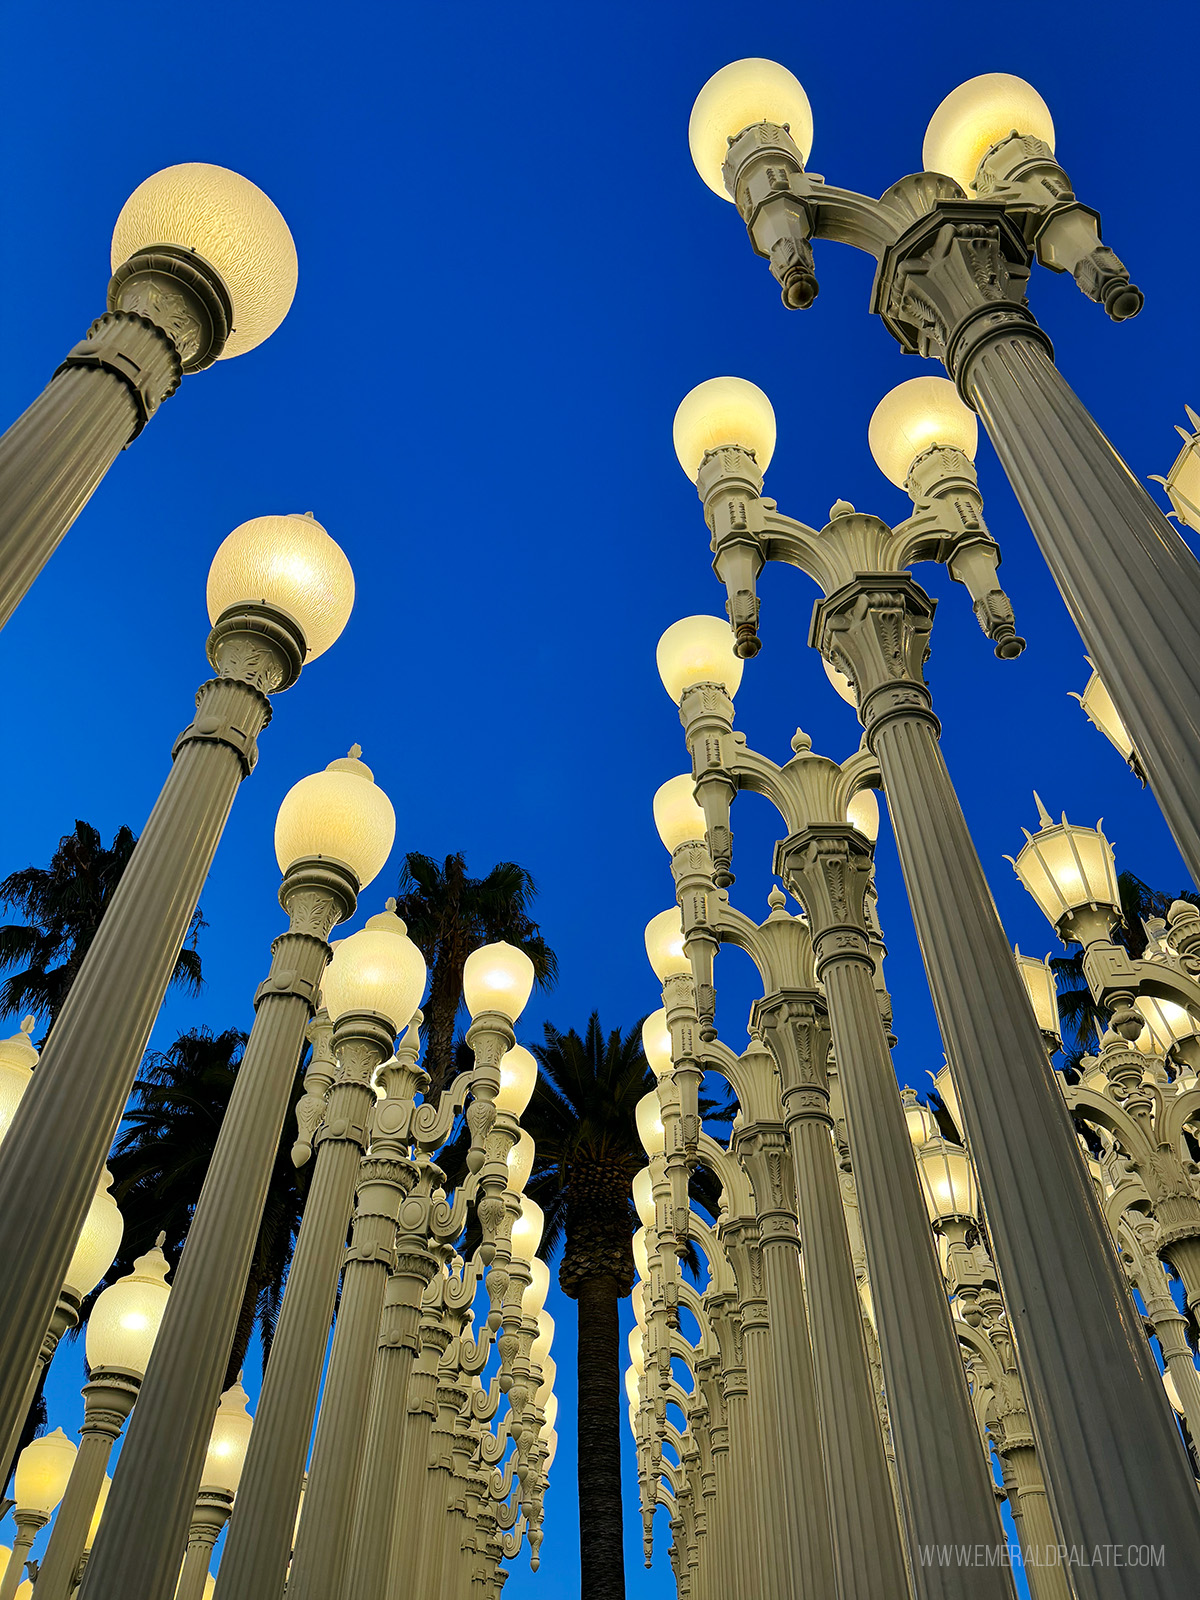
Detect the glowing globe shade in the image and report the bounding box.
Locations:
[274,750,395,887]
[823,657,857,706]
[14,1428,77,1516]
[689,59,814,200]
[631,1283,645,1326]
[462,941,536,1023]
[868,377,978,488]
[202,1379,254,1494]
[85,1475,111,1551]
[632,1166,656,1229]
[87,1239,172,1376]
[632,1226,650,1281]
[495,1045,540,1115]
[1071,666,1135,763]
[915,1136,978,1223]
[641,1008,674,1078]
[656,616,744,704]
[846,789,880,843]
[531,1311,555,1368]
[644,911,689,984]
[321,905,427,1033]
[923,73,1055,193]
[206,513,354,662]
[111,163,297,358]
[1013,948,1061,1045]
[14,1583,32,1600]
[0,1018,37,1146]
[673,377,776,481]
[629,1325,645,1376]
[544,1429,559,1470]
[653,776,707,854]
[506,1129,536,1195]
[535,1355,557,1407]
[510,1197,545,1265]
[542,1393,559,1434]
[523,1257,551,1317]
[1135,996,1200,1058]
[1008,799,1121,928]
[64,1169,125,1299]
[636,1091,666,1158]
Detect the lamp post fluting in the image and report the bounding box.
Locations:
[0,164,296,634]
[0,512,353,1458]
[79,750,387,1600]
[36,1240,171,1600]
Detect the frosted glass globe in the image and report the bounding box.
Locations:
[206,513,354,661]
[85,1475,111,1551]
[201,1379,254,1494]
[641,1009,673,1079]
[274,749,395,887]
[544,1428,559,1470]
[652,776,707,854]
[628,1325,645,1375]
[542,1392,558,1434]
[632,1227,649,1280]
[531,1310,555,1367]
[86,1239,172,1376]
[506,1129,536,1194]
[0,1018,37,1146]
[462,941,536,1023]
[923,73,1055,193]
[822,657,857,706]
[625,1366,640,1407]
[535,1356,556,1407]
[635,1091,666,1158]
[656,616,744,703]
[14,1428,77,1516]
[510,1197,545,1265]
[321,905,427,1032]
[495,1045,539,1115]
[111,163,297,358]
[644,910,689,983]
[868,377,978,488]
[64,1169,124,1298]
[673,377,776,482]
[689,59,814,200]
[523,1256,551,1316]
[632,1166,656,1229]
[846,789,880,844]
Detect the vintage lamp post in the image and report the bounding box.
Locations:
[35,1238,172,1600]
[1,1430,76,1600]
[85,749,392,1600]
[688,58,1200,900]
[673,373,1200,1588]
[174,1381,254,1600]
[0,511,354,1459]
[0,163,296,632]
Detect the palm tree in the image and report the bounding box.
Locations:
[104,1027,308,1386]
[521,1014,728,1600]
[0,820,204,1028]
[394,852,556,1094]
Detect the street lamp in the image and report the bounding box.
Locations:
[174,1380,254,1600]
[35,1238,172,1600]
[0,511,354,1466]
[83,748,391,1600]
[0,164,296,634]
[1,1429,76,1600]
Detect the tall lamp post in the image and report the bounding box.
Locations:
[688,57,1200,896]
[0,1430,77,1600]
[0,510,354,1456]
[0,163,296,633]
[174,1380,254,1600]
[82,749,393,1600]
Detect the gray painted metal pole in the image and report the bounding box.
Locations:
[80,860,356,1600]
[174,1490,233,1600]
[0,603,302,1459]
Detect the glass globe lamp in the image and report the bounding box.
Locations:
[846,789,880,843]
[632,1166,656,1229]
[462,942,536,1023]
[628,1325,645,1375]
[531,1311,554,1369]
[689,59,814,199]
[1135,997,1200,1058]
[656,616,744,703]
[544,1428,559,1469]
[868,377,978,488]
[641,1009,673,1079]
[823,657,857,706]
[632,1227,649,1280]
[495,1045,539,1115]
[85,1475,111,1553]
[206,513,354,662]
[535,1355,556,1407]
[523,1257,551,1317]
[321,904,427,1033]
[542,1393,559,1434]
[1007,798,1121,938]
[86,1238,172,1376]
[631,1282,645,1325]
[274,749,395,887]
[510,1197,545,1265]
[1071,665,1135,763]
[0,1018,37,1145]
[922,73,1055,192]
[111,164,297,358]
[14,1427,77,1515]
[915,1137,978,1224]
[644,911,689,984]
[201,1378,254,1495]
[506,1130,536,1194]
[64,1169,124,1299]
[635,1091,666,1158]
[673,376,776,482]
[653,776,707,854]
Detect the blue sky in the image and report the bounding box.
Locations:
[2,1,1198,1594]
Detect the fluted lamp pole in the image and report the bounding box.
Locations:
[34,1239,172,1600]
[82,749,392,1600]
[175,1380,253,1600]
[0,511,353,1460]
[0,1430,76,1600]
[0,164,296,634]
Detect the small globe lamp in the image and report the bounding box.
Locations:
[2,1428,77,1600]
[868,377,979,491]
[672,377,776,484]
[632,1167,656,1231]
[656,616,744,705]
[1007,795,1122,947]
[530,1312,555,1371]
[644,912,689,985]
[496,1047,540,1118]
[635,1091,667,1160]
[914,1135,979,1283]
[632,1226,650,1282]
[523,1258,551,1319]
[510,1198,545,1267]
[689,59,814,201]
[461,943,537,1185]
[641,1010,674,1081]
[0,1019,37,1146]
[901,1088,939,1148]
[323,901,427,1045]
[922,73,1055,195]
[175,1380,255,1600]
[652,776,708,856]
[506,1130,536,1195]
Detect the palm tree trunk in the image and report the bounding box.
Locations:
[575,1271,625,1600]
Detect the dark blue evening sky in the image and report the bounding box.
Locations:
[2,3,1197,1593]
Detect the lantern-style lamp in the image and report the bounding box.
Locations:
[644,911,689,983]
[1134,997,1200,1059]
[495,1045,539,1115]
[689,59,813,199]
[930,1061,964,1143]
[206,513,354,663]
[0,1018,37,1145]
[635,1092,667,1159]
[1007,795,1121,945]
[656,616,744,703]
[652,776,708,854]
[1014,947,1062,1052]
[922,73,1055,193]
[506,1130,536,1194]
[901,1088,939,1148]
[321,903,427,1034]
[86,1238,172,1377]
[274,749,395,888]
[641,1009,674,1079]
[915,1137,978,1226]
[1153,407,1200,533]
[64,1169,125,1299]
[672,377,776,482]
[201,1378,254,1495]
[1070,663,1136,766]
[868,377,979,489]
[462,942,536,1024]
